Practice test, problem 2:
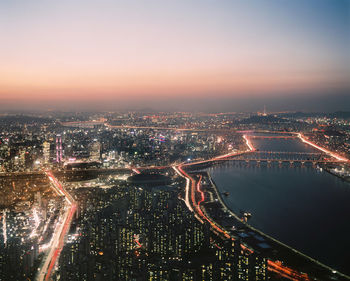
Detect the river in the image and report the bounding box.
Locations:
[208,134,350,275]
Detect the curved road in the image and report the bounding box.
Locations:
[174,133,349,280]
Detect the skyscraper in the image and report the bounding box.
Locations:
[89,141,101,161]
[43,141,50,164]
[56,135,63,163]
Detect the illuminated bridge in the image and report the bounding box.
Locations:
[228,151,336,164]
[248,135,297,139]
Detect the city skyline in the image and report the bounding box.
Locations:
[1,0,349,111]
[1,2,350,280]
[1,111,350,281]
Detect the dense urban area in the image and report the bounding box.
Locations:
[0,110,349,281]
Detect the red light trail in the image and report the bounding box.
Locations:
[34,131,345,281]
[297,133,349,162]
[131,168,141,174]
[37,171,77,281]
[174,134,312,281]
[177,164,310,280]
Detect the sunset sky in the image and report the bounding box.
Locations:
[0,0,349,111]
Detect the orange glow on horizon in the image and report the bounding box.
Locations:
[1,0,348,108]
[0,68,343,103]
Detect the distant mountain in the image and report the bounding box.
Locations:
[328,111,350,119]
[277,112,322,118]
[0,114,52,124]
[240,115,288,124]
[278,111,350,119]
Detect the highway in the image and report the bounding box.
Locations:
[175,160,313,280]
[36,171,77,281]
[174,135,313,280]
[174,132,350,280]
[297,133,349,162]
[243,134,255,151]
[15,130,348,280]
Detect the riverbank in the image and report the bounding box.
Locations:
[177,131,350,280]
[322,165,350,183]
[197,170,349,281]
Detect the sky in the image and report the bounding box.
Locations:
[0,0,349,112]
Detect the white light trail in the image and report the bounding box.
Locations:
[298,133,348,162]
[2,210,7,247]
[243,134,255,151]
[172,166,194,212]
[29,208,41,238]
[36,171,77,281]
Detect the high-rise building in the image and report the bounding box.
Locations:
[89,141,101,161]
[43,141,50,164]
[56,135,63,163]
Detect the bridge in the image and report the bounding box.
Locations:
[248,135,297,139]
[228,150,337,164]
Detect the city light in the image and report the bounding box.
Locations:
[2,210,7,247]
[1,112,349,281]
[298,133,349,162]
[243,134,255,151]
[1,0,349,278]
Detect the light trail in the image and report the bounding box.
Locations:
[29,208,40,238]
[134,234,142,249]
[243,134,255,151]
[181,151,244,168]
[214,151,243,160]
[36,171,77,281]
[45,204,76,281]
[131,168,141,174]
[39,213,53,245]
[173,166,194,212]
[268,260,310,281]
[196,175,204,206]
[175,134,313,281]
[2,210,7,247]
[177,164,230,237]
[173,134,254,218]
[27,131,345,281]
[39,214,57,252]
[189,174,205,224]
[298,133,349,162]
[177,164,310,280]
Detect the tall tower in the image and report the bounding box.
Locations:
[262,105,267,116]
[56,135,63,163]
